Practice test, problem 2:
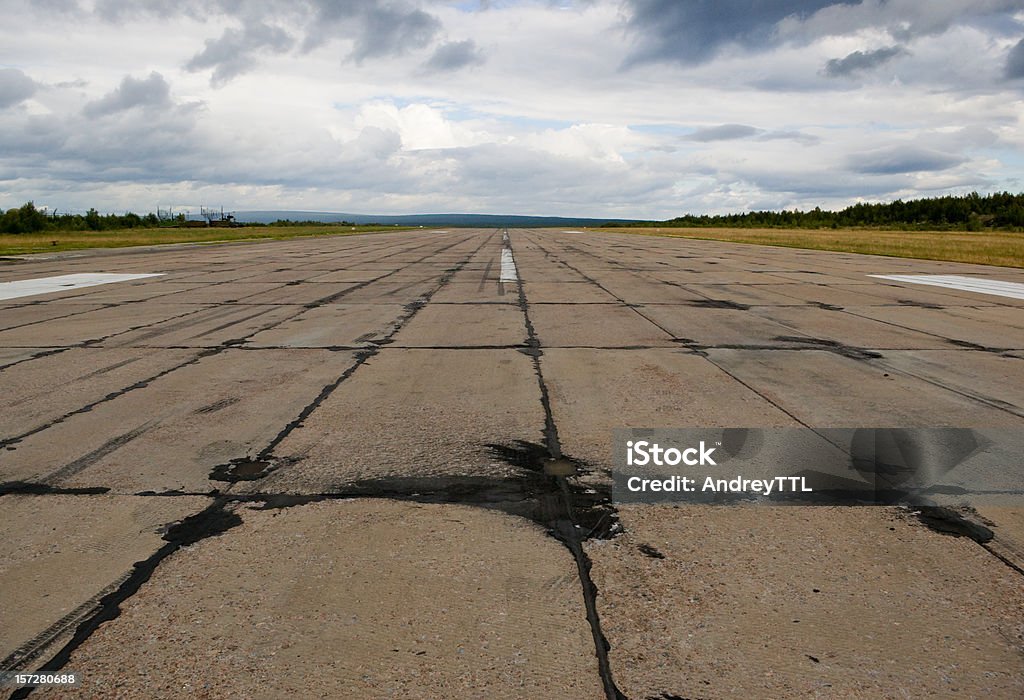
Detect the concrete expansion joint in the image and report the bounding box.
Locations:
[507,230,627,700]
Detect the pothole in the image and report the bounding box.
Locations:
[209,457,273,482]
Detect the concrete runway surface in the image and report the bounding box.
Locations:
[1,228,1023,699]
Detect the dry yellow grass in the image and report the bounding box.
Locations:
[597,227,1024,268]
[0,225,413,256]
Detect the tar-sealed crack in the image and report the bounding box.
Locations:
[911,505,994,543]
[6,498,243,700]
[7,233,477,490]
[0,347,222,452]
[211,231,497,482]
[0,481,110,496]
[505,230,628,700]
[689,299,749,310]
[771,335,883,360]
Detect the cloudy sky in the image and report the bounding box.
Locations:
[1,0,1023,218]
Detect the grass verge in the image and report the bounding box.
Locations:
[0,225,415,256]
[597,227,1024,268]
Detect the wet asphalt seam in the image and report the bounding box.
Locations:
[507,229,628,700]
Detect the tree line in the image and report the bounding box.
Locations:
[5,191,1024,234]
[607,191,1024,231]
[1,202,177,234]
[0,202,363,234]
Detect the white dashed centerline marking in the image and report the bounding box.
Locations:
[500,231,517,283]
[869,274,1024,301]
[0,273,165,301]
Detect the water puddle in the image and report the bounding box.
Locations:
[543,457,578,477]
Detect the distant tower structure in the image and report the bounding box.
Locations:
[201,206,238,227]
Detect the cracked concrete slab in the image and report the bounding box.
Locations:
[0,303,216,348]
[542,348,798,468]
[1,349,360,492]
[853,305,1024,349]
[749,306,955,349]
[529,303,676,347]
[246,303,406,348]
[391,303,527,347]
[586,504,1024,699]
[257,348,544,492]
[0,347,197,439]
[3,228,1023,699]
[704,348,1022,427]
[32,500,604,700]
[0,304,108,331]
[0,494,210,673]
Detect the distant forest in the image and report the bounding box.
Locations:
[0,202,357,234]
[3,191,1024,234]
[609,191,1024,231]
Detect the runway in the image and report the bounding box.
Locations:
[2,228,1023,698]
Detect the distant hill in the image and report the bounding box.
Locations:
[233,211,639,227]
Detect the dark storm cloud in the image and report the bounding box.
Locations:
[83,72,172,117]
[623,0,1024,71]
[824,46,906,77]
[622,0,858,67]
[794,0,1024,44]
[423,40,485,72]
[848,145,963,175]
[88,1,447,77]
[187,22,294,86]
[300,0,441,62]
[0,68,37,109]
[687,124,761,141]
[1007,38,1024,79]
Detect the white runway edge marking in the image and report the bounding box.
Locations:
[500,232,518,282]
[869,274,1024,301]
[0,273,164,301]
